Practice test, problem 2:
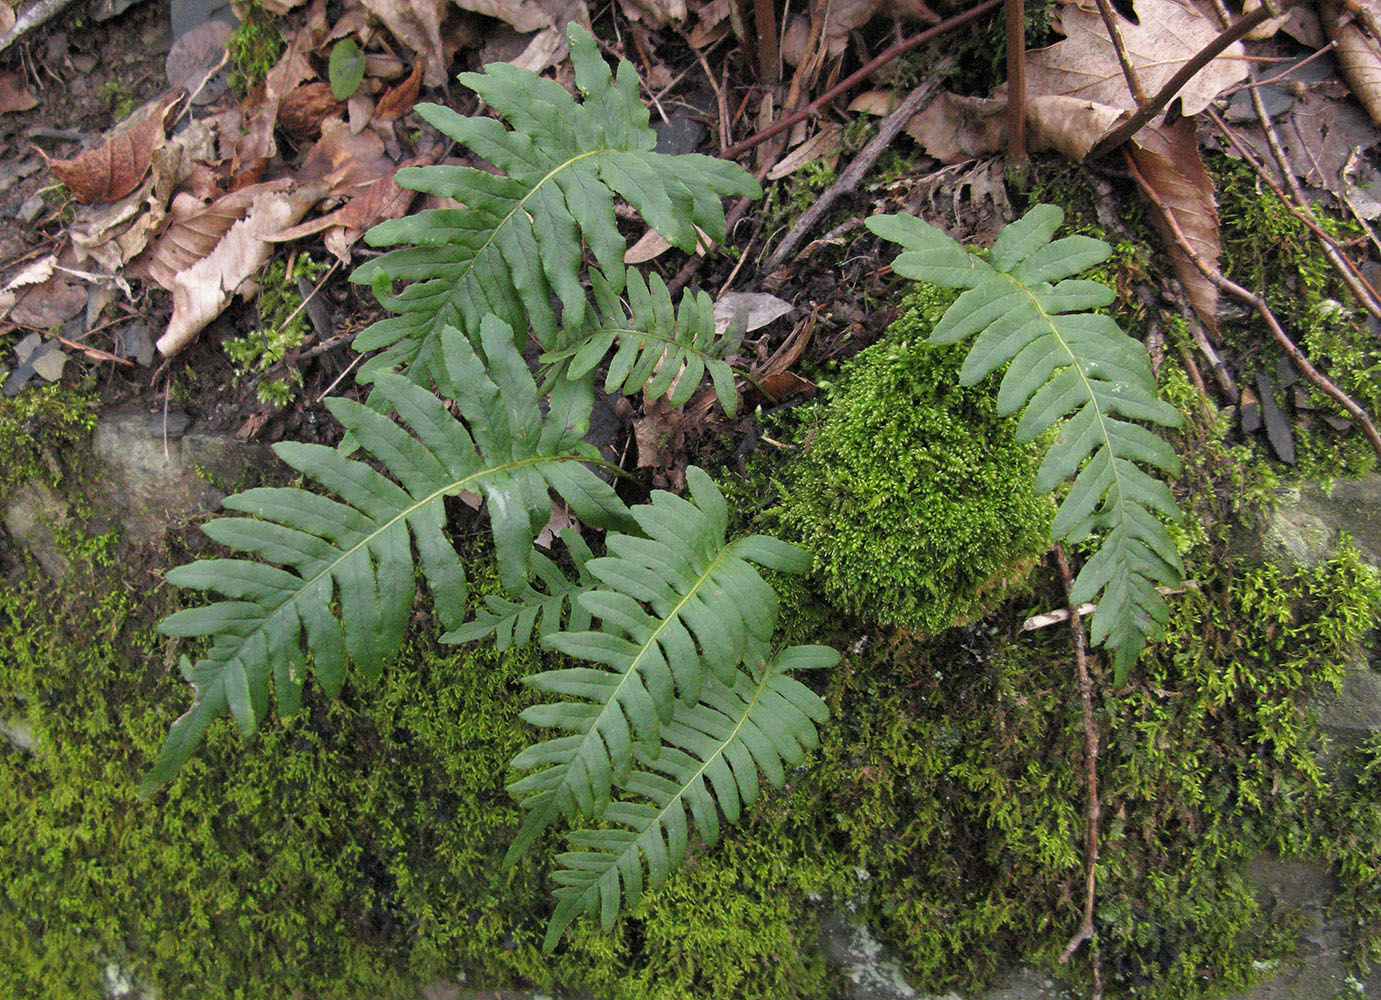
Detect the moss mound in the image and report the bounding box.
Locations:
[776,288,1054,632]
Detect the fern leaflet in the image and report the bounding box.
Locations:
[441,529,597,651]
[144,319,630,792]
[541,269,742,414]
[351,24,760,390]
[543,644,836,949]
[867,205,1183,679]
[503,466,812,864]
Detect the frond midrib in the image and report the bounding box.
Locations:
[562,666,775,914]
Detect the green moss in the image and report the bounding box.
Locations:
[0,382,98,504]
[227,3,286,95]
[774,286,1054,633]
[224,254,328,406]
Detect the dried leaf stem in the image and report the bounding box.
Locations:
[1090,0,1298,157]
[1127,151,1381,462]
[1093,0,1150,105]
[1204,104,1381,321]
[720,0,1003,159]
[763,62,952,272]
[1055,544,1103,1000]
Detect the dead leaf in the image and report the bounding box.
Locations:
[904,92,1006,161]
[9,276,87,328]
[0,68,37,112]
[848,89,896,115]
[1026,94,1128,161]
[131,181,292,291]
[714,292,794,334]
[1242,0,1289,39]
[454,0,553,32]
[1322,0,1381,127]
[260,0,308,12]
[1024,0,1249,121]
[362,0,448,87]
[767,124,843,179]
[634,397,685,468]
[165,19,233,102]
[615,0,686,28]
[4,256,56,291]
[279,82,346,137]
[157,180,328,356]
[1130,118,1221,333]
[42,93,178,203]
[296,119,392,189]
[1280,4,1326,47]
[375,60,423,121]
[0,2,14,32]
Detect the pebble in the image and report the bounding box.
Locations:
[15,194,44,224]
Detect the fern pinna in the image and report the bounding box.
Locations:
[868,206,1183,679]
[350,25,759,394]
[143,320,629,792]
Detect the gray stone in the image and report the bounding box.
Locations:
[0,716,36,752]
[92,406,276,547]
[15,193,44,224]
[3,481,72,580]
[818,908,926,1000]
[1312,656,1381,742]
[1257,476,1381,570]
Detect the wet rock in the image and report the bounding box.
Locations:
[818,909,926,1000]
[0,715,36,752]
[3,481,72,580]
[1249,475,1381,570]
[92,406,277,547]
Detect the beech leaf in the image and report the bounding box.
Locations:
[43,93,177,203]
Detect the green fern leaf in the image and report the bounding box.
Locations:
[350,24,760,389]
[541,644,836,949]
[541,269,742,415]
[440,529,597,650]
[867,205,1183,680]
[144,319,630,793]
[503,466,812,864]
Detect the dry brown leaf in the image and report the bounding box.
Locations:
[454,0,553,31]
[43,93,178,203]
[0,2,14,32]
[1241,0,1289,39]
[131,181,292,291]
[1130,118,1221,333]
[615,0,686,28]
[847,89,896,115]
[165,19,233,102]
[362,0,448,87]
[297,119,392,189]
[0,69,37,112]
[1024,0,1248,118]
[1322,0,1381,127]
[1026,94,1128,161]
[9,276,87,329]
[904,92,1006,161]
[279,82,345,137]
[261,0,308,12]
[375,60,423,121]
[766,124,843,179]
[713,292,793,333]
[157,180,328,356]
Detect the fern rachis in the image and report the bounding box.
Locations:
[867,205,1183,679]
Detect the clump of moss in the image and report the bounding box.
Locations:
[0,382,98,504]
[227,2,286,95]
[774,286,1054,633]
[224,254,328,406]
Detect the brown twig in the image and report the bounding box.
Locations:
[1204,106,1381,319]
[1127,151,1381,462]
[1007,0,1029,165]
[720,0,1003,159]
[763,61,953,273]
[752,0,781,83]
[1092,0,1149,106]
[1054,545,1104,1000]
[1090,0,1297,158]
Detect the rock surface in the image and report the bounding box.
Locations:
[1258,476,1381,569]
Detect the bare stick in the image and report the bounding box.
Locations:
[1127,151,1381,462]
[1007,0,1029,165]
[1093,0,1149,106]
[1090,0,1297,157]
[763,63,952,273]
[721,0,1003,159]
[1023,581,1198,631]
[1055,545,1104,1000]
[0,0,79,55]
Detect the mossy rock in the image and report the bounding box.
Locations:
[775,289,1054,633]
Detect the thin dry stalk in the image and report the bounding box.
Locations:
[721,0,1003,158]
[1127,151,1381,462]
[1055,545,1104,1000]
[763,63,953,272]
[1007,0,1029,165]
[1093,0,1149,105]
[1091,0,1297,157]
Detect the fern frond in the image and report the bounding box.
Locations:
[503,466,812,864]
[541,270,742,415]
[144,319,630,793]
[541,644,836,949]
[350,25,760,389]
[440,529,596,651]
[867,205,1183,679]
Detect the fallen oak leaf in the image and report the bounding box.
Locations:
[156,179,329,356]
[41,92,179,203]
[1130,118,1222,334]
